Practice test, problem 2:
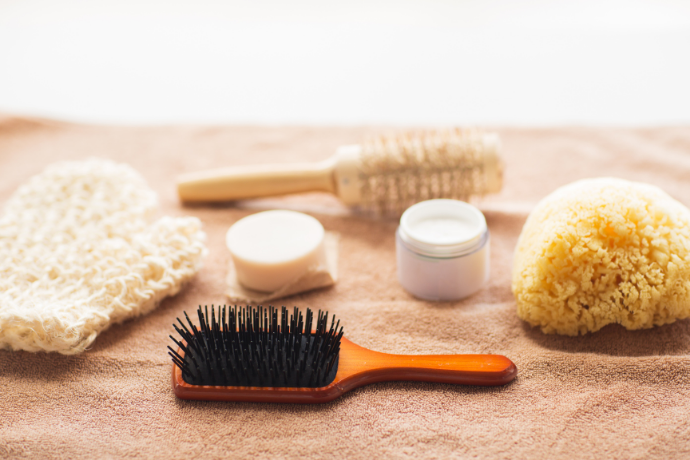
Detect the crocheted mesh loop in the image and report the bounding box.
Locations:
[0,159,207,354]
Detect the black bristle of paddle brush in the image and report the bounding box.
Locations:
[168,305,343,388]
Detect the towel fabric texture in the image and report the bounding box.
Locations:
[1,116,690,459]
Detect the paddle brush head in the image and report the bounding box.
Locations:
[345,128,503,215]
[168,305,343,388]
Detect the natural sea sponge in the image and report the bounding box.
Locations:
[0,159,207,354]
[512,178,690,335]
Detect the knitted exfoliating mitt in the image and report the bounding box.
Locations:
[0,159,207,354]
[512,178,690,335]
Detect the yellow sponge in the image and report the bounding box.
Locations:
[512,178,690,335]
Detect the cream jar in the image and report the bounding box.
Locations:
[396,199,490,301]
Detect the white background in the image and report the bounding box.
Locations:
[1,0,689,126]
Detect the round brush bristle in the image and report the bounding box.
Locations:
[168,305,343,388]
[358,128,500,215]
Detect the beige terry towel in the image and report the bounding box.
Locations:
[1,116,690,459]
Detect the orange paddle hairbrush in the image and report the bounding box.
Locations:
[169,306,517,404]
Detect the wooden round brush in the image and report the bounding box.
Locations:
[177,129,503,214]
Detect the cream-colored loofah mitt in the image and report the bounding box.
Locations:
[0,159,207,354]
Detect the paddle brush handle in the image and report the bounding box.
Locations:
[383,353,516,386]
[344,350,517,387]
[177,162,336,202]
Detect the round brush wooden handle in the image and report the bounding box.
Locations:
[177,162,336,202]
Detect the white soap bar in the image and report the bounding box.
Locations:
[226,210,327,292]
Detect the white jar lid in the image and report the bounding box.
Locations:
[399,199,487,257]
